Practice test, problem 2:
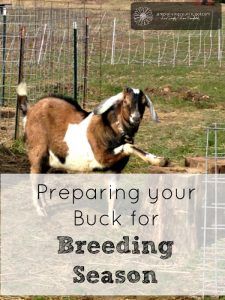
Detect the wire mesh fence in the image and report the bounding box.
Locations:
[202,123,225,295]
[1,4,225,103]
[0,2,225,141]
[0,6,86,105]
[0,2,103,140]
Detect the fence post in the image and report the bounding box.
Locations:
[99,1,102,101]
[37,23,47,64]
[188,33,191,67]
[14,26,25,140]
[203,37,206,68]
[218,28,222,67]
[157,33,160,67]
[173,32,176,67]
[73,21,78,102]
[1,7,7,106]
[199,30,202,56]
[34,0,37,63]
[128,30,130,65]
[83,17,88,109]
[111,18,116,65]
[142,31,145,67]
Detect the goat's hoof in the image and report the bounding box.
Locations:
[41,199,47,208]
[151,157,169,167]
[37,207,48,217]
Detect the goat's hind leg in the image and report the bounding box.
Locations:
[29,148,49,216]
[30,174,48,216]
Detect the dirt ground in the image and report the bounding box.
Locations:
[0,143,211,174]
[0,144,29,173]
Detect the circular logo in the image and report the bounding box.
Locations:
[133,7,154,26]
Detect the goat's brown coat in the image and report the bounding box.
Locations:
[25,94,145,173]
[25,97,88,173]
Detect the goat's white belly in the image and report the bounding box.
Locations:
[49,114,104,172]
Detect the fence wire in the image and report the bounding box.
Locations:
[202,123,225,296]
[1,6,225,104]
[0,4,225,141]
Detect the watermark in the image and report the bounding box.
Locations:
[131,2,222,30]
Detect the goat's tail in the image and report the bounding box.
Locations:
[16,82,28,116]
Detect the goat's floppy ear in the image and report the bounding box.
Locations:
[93,92,124,115]
[123,86,132,94]
[145,94,160,122]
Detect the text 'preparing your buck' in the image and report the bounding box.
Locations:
[37,184,196,204]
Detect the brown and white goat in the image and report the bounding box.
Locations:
[17,83,166,174]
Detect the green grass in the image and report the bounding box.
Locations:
[9,138,26,155]
[97,64,225,103]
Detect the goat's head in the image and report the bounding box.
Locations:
[93,87,159,126]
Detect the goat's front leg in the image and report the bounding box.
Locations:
[105,174,120,227]
[114,144,168,167]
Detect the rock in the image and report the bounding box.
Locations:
[162,85,172,94]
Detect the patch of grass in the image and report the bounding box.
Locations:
[9,138,26,155]
[33,297,46,300]
[99,64,225,106]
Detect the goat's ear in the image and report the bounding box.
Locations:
[93,92,124,115]
[144,93,160,123]
[123,87,132,94]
